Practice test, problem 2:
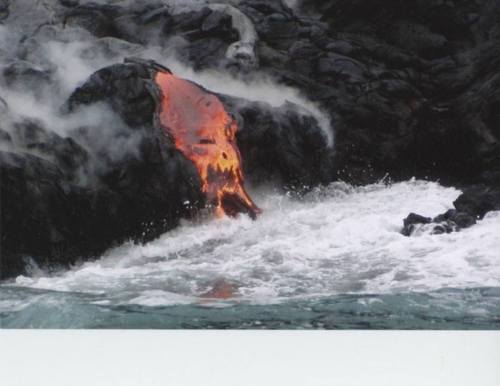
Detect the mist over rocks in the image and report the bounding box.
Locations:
[1,0,500,277]
[65,58,332,189]
[0,54,331,279]
[1,103,206,280]
[2,0,499,186]
[48,0,499,186]
[219,95,333,189]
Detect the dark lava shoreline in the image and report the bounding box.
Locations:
[1,0,500,278]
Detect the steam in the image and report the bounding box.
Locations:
[282,0,302,10]
[207,3,258,69]
[0,0,333,183]
[167,61,333,145]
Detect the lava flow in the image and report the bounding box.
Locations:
[155,70,261,219]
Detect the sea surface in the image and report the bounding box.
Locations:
[1,180,500,329]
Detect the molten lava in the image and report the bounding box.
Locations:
[155,70,261,219]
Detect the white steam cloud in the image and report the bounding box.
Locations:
[0,0,333,178]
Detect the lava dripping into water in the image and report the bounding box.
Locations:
[155,70,261,219]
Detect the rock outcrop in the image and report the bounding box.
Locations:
[1,0,500,276]
[2,0,499,185]
[0,58,331,279]
[402,185,500,236]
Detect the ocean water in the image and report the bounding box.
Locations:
[1,180,500,329]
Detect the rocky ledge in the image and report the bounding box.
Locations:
[0,58,331,278]
[402,185,500,236]
[1,0,500,277]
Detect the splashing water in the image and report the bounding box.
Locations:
[1,180,500,328]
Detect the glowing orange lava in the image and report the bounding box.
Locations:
[155,70,261,219]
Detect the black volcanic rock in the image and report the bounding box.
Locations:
[0,114,205,279]
[220,97,333,190]
[0,95,7,114]
[402,185,500,236]
[267,0,500,185]
[3,0,494,185]
[0,0,9,21]
[68,58,333,190]
[401,213,432,236]
[1,0,500,275]
[0,58,332,278]
[66,58,164,127]
[1,0,499,186]
[63,2,124,39]
[2,61,51,94]
[0,60,208,278]
[454,186,500,219]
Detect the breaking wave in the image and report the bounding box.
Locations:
[2,179,500,328]
[3,180,500,311]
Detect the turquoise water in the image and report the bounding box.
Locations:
[2,181,500,329]
[1,286,499,329]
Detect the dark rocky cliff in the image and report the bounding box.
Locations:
[1,0,499,277]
